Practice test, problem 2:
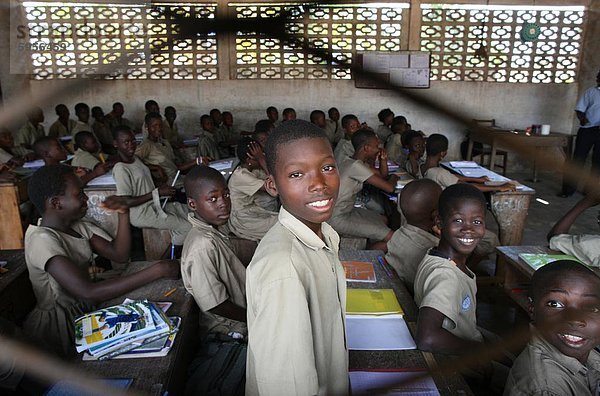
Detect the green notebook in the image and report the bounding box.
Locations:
[518,254,581,271]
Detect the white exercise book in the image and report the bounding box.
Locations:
[346,315,416,351]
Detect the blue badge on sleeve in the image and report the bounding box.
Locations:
[462,295,472,311]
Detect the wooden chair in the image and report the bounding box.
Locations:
[470,119,508,176]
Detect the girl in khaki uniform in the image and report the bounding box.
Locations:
[228,138,279,241]
[23,165,179,357]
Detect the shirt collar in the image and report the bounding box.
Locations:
[278,206,339,252]
[187,212,229,239]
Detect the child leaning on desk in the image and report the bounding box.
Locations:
[505,260,600,395]
[22,164,180,358]
[414,184,510,392]
[245,120,348,395]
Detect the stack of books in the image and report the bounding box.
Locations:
[75,300,179,360]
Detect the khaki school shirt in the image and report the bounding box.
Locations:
[333,157,374,216]
[15,121,45,148]
[48,119,77,138]
[71,148,100,171]
[424,167,459,189]
[376,124,392,142]
[414,254,483,343]
[135,138,179,185]
[549,234,600,267]
[197,130,220,160]
[405,158,424,179]
[386,134,407,166]
[228,167,278,241]
[334,138,354,164]
[92,120,113,146]
[162,119,182,147]
[0,148,13,164]
[505,330,600,396]
[181,213,247,337]
[385,224,439,293]
[325,120,342,145]
[246,207,348,396]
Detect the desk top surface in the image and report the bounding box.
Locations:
[340,249,473,396]
[78,261,197,395]
[496,245,554,277]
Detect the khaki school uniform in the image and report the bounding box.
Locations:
[246,207,348,396]
[325,119,342,145]
[135,138,179,185]
[386,134,407,166]
[228,167,278,241]
[72,121,92,135]
[405,158,424,179]
[385,224,438,293]
[376,124,392,142]
[162,119,183,147]
[196,130,220,160]
[329,157,391,240]
[181,213,247,337]
[333,138,354,164]
[107,115,133,132]
[48,119,77,138]
[23,220,112,356]
[424,166,459,189]
[505,330,600,396]
[92,120,113,147]
[71,148,100,171]
[0,147,13,164]
[549,234,600,267]
[414,254,483,343]
[113,157,191,244]
[15,121,45,148]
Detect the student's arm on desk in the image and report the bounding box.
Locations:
[250,277,318,395]
[92,199,131,262]
[45,256,179,305]
[547,194,600,241]
[415,307,483,354]
[366,172,398,193]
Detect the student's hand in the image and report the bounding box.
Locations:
[378,148,388,162]
[475,176,490,183]
[580,116,589,126]
[247,142,264,162]
[158,185,176,197]
[99,196,131,214]
[74,167,88,178]
[155,259,181,279]
[497,183,516,192]
[93,162,110,176]
[8,157,24,167]
[23,152,36,161]
[196,156,211,166]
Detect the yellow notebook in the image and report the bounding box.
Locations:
[346,289,403,316]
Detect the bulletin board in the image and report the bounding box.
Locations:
[354,51,430,89]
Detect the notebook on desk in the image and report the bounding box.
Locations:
[346,289,403,316]
[518,253,581,271]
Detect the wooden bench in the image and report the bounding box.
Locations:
[142,228,172,260]
[0,250,35,325]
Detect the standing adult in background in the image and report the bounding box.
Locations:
[559,69,600,197]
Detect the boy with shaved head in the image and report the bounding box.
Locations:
[385,179,442,293]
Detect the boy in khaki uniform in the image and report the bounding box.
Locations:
[333,114,360,164]
[386,179,442,293]
[547,194,600,267]
[181,166,247,338]
[329,129,397,250]
[71,131,110,171]
[48,104,77,138]
[197,115,221,161]
[228,138,278,241]
[246,120,348,395]
[505,260,600,395]
[15,107,45,150]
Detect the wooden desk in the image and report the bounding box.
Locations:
[466,127,572,182]
[495,246,553,311]
[79,261,199,395]
[0,178,29,250]
[340,249,473,396]
[0,250,35,324]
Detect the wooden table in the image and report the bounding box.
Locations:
[340,249,473,395]
[0,250,35,324]
[0,178,29,250]
[495,245,553,311]
[79,261,199,395]
[466,127,572,182]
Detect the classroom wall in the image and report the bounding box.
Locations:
[0,2,585,169]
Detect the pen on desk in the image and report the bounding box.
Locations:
[162,170,181,209]
[164,287,177,297]
[170,242,175,259]
[99,153,105,163]
[377,256,393,278]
